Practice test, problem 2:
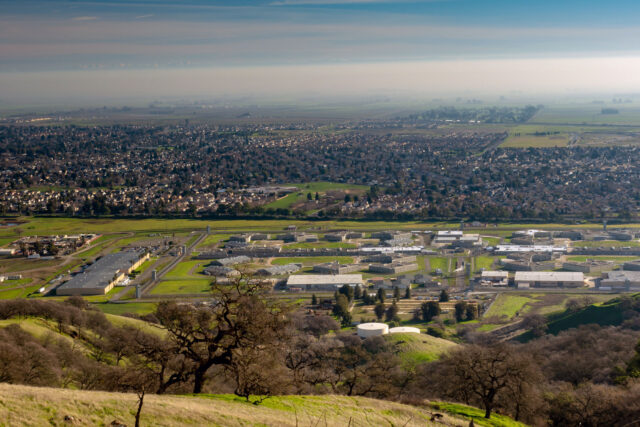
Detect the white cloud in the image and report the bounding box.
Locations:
[71,16,98,21]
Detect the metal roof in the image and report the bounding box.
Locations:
[495,244,566,253]
[514,271,584,282]
[481,271,509,278]
[58,249,145,291]
[287,274,363,286]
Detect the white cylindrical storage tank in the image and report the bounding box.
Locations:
[357,323,389,338]
[389,326,421,335]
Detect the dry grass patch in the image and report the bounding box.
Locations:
[0,383,475,427]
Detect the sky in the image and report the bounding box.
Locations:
[3,0,640,103]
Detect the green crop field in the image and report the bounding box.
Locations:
[501,134,568,148]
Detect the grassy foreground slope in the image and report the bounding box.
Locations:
[0,383,505,427]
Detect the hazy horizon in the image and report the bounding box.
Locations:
[4,0,640,105]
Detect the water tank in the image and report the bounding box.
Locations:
[389,326,421,334]
[357,323,389,338]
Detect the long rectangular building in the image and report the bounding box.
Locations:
[286,274,363,291]
[312,262,361,275]
[514,271,584,289]
[599,270,640,291]
[57,250,148,296]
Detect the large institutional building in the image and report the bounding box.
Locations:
[57,249,149,296]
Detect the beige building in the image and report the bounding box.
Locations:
[514,271,584,289]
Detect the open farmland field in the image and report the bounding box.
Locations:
[501,134,568,148]
[530,105,640,126]
[577,131,640,146]
[499,121,640,147]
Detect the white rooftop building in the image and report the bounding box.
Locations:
[360,246,424,253]
[433,231,481,247]
[286,274,364,291]
[436,230,463,237]
[495,244,567,253]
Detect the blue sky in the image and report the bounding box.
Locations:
[3,0,640,102]
[3,0,640,72]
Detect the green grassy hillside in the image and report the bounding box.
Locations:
[516,294,640,342]
[0,383,524,427]
[386,332,458,365]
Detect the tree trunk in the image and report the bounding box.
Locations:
[484,405,492,419]
[193,367,207,394]
[135,391,145,427]
[156,382,168,395]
